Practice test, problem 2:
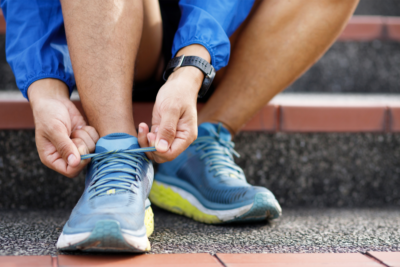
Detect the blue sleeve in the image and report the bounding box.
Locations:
[172,0,255,71]
[1,0,75,100]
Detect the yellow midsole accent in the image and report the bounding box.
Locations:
[144,206,154,238]
[145,239,151,252]
[149,181,222,224]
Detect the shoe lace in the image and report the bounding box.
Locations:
[193,124,243,179]
[81,147,156,199]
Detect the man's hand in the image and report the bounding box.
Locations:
[137,44,211,163]
[137,66,201,163]
[29,79,99,178]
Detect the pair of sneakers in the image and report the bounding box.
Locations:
[56,123,282,253]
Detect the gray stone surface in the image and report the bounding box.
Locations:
[355,0,400,16]
[0,130,86,210]
[285,41,400,94]
[0,208,399,255]
[1,130,400,209]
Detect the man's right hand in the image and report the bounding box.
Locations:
[28,79,99,178]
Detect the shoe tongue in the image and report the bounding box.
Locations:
[198,122,231,141]
[92,133,140,195]
[95,133,139,153]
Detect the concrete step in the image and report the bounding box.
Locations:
[1,93,400,209]
[354,0,400,16]
[4,91,400,132]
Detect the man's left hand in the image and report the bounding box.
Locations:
[137,66,203,163]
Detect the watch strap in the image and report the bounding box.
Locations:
[163,55,216,98]
[163,55,213,81]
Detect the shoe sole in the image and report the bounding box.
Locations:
[149,181,282,224]
[57,206,154,253]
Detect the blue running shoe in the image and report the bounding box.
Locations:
[150,123,282,224]
[56,133,156,253]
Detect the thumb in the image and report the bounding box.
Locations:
[48,129,81,167]
[155,107,180,153]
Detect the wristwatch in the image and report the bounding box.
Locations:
[163,55,216,98]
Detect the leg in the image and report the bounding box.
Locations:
[150,0,359,224]
[56,0,162,253]
[61,0,162,137]
[135,0,163,82]
[198,0,359,134]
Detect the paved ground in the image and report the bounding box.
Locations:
[1,207,399,256]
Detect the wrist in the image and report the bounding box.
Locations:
[29,79,70,106]
[168,66,204,92]
[167,44,212,94]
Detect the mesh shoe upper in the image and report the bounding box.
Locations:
[157,123,275,209]
[62,133,155,236]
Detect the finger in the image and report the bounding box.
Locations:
[38,139,82,178]
[51,157,82,178]
[81,125,100,145]
[71,129,96,153]
[147,132,157,147]
[152,107,197,163]
[72,138,91,167]
[51,138,90,178]
[72,123,84,132]
[138,123,150,147]
[47,124,81,167]
[155,107,180,153]
[138,123,153,160]
[152,131,191,163]
[150,124,159,134]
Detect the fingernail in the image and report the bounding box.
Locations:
[147,136,151,144]
[155,127,159,133]
[138,126,143,133]
[68,154,76,165]
[76,125,83,130]
[157,139,169,151]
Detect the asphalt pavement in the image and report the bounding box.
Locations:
[1,207,399,256]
